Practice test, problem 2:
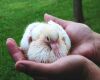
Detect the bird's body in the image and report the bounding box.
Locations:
[20,21,71,63]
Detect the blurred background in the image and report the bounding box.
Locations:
[0,0,100,80]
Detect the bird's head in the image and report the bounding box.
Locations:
[45,29,59,42]
[26,21,70,63]
[41,27,60,55]
[41,26,58,42]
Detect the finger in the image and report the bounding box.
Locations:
[6,38,26,62]
[15,60,53,77]
[15,55,86,77]
[44,13,73,29]
[16,56,100,80]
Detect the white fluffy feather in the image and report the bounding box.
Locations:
[20,20,71,63]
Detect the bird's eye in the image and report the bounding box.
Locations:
[46,36,50,42]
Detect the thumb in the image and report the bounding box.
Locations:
[6,38,26,62]
[44,13,73,29]
[15,60,53,77]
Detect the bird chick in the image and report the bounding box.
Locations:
[20,20,71,63]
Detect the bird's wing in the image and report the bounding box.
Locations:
[20,22,40,53]
[31,23,46,40]
[48,20,71,50]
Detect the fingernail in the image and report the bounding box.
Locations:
[7,38,13,41]
[44,13,51,17]
[6,38,15,44]
[6,38,12,44]
[45,13,48,15]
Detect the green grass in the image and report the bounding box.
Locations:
[0,0,100,80]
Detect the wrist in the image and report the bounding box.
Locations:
[83,57,100,80]
[93,32,100,64]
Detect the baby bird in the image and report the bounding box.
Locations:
[20,20,71,63]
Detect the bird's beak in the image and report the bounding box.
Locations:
[29,36,32,44]
[50,41,59,54]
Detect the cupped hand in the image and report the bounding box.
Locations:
[44,14,100,64]
[15,55,100,80]
[6,14,100,80]
[6,36,100,80]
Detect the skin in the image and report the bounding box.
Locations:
[44,14,100,64]
[6,14,100,80]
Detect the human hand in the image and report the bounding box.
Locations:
[6,38,100,80]
[6,38,27,62]
[44,14,100,64]
[6,14,100,80]
[15,55,100,80]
